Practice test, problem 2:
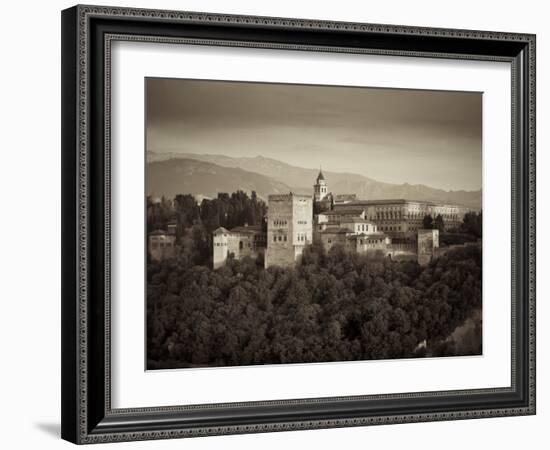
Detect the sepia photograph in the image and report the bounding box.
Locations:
[145,78,483,370]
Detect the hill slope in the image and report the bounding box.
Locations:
[146,158,292,200]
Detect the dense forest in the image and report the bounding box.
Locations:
[147,242,482,369]
[148,190,267,233]
[147,191,267,266]
[146,192,482,369]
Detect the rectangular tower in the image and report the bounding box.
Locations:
[417,229,439,266]
[212,227,230,269]
[265,193,313,268]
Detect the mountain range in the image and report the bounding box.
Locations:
[147,151,482,210]
[147,158,292,201]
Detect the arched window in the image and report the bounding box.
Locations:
[239,241,243,250]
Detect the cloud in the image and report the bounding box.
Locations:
[146,78,482,191]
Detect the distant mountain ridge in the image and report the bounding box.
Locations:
[147,151,482,210]
[147,158,292,200]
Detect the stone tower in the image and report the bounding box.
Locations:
[313,169,328,202]
[212,227,231,269]
[417,229,439,266]
[265,193,313,268]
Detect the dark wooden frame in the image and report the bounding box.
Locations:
[61,4,536,444]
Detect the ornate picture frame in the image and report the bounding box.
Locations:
[61,5,536,444]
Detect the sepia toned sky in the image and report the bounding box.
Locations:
[146,78,482,191]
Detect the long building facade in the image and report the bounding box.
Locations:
[331,199,465,237]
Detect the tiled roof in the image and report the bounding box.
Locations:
[349,232,387,239]
[230,225,263,234]
[340,217,374,224]
[336,199,434,207]
[213,227,230,234]
[149,229,167,236]
[321,208,365,216]
[320,227,353,234]
[334,194,356,201]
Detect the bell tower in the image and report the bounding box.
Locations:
[313,168,328,201]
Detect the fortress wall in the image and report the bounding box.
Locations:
[227,233,256,259]
[435,240,481,258]
[386,242,417,261]
[149,234,177,262]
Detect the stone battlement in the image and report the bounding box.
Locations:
[268,193,312,201]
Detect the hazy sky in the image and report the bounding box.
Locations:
[146,78,482,191]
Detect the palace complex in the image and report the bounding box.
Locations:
[208,169,470,269]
